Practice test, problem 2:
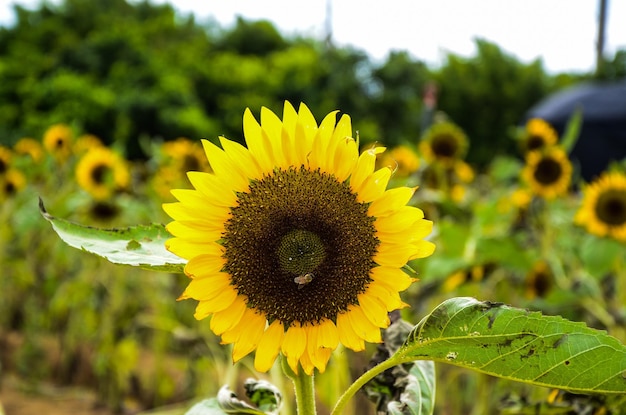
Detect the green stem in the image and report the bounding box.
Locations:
[282,357,316,415]
[331,355,407,415]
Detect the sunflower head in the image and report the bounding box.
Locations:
[522,146,572,199]
[419,122,468,165]
[162,137,211,174]
[0,169,26,199]
[74,134,104,155]
[520,118,558,154]
[43,123,73,160]
[0,146,12,175]
[575,170,626,241]
[164,102,435,375]
[525,260,553,299]
[14,138,44,163]
[75,147,130,200]
[377,145,420,177]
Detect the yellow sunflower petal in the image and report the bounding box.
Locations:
[346,305,382,343]
[219,136,263,181]
[210,295,247,335]
[165,237,213,260]
[350,146,385,192]
[182,275,232,300]
[202,140,250,193]
[370,266,415,292]
[356,167,392,203]
[254,320,285,372]
[317,318,339,349]
[409,240,437,259]
[231,311,266,362]
[244,108,275,174]
[186,171,238,207]
[309,110,339,172]
[184,254,226,279]
[166,221,223,243]
[374,206,424,233]
[333,137,359,182]
[368,186,417,218]
[282,322,307,360]
[366,282,409,312]
[374,243,422,268]
[193,288,238,319]
[336,311,365,351]
[357,292,391,328]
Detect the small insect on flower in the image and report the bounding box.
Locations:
[294,273,315,289]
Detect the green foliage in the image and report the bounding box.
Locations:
[39,198,185,272]
[394,297,626,394]
[432,39,554,167]
[0,0,583,164]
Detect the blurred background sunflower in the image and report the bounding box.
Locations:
[522,146,572,199]
[75,146,130,200]
[575,170,626,241]
[518,118,558,154]
[43,123,74,161]
[419,121,468,166]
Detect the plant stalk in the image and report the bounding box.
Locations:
[282,357,317,415]
[331,355,406,415]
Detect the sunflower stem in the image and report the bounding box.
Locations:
[331,354,406,415]
[282,357,317,415]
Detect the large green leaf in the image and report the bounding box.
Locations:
[40,198,185,273]
[393,297,626,394]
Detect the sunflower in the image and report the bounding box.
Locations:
[574,171,626,241]
[162,137,211,174]
[43,123,73,160]
[14,138,44,163]
[75,147,130,200]
[74,134,104,155]
[377,145,420,177]
[0,146,12,175]
[520,118,558,154]
[522,146,572,199]
[419,121,468,166]
[0,169,26,199]
[525,260,553,299]
[164,102,435,375]
[153,138,212,199]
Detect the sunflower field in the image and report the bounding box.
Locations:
[2,1,626,415]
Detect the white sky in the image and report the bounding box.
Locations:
[1,0,625,74]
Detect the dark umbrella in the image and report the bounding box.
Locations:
[524,80,626,181]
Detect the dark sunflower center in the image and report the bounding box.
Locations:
[431,134,458,158]
[533,157,562,185]
[55,138,65,149]
[0,159,7,174]
[526,135,545,151]
[221,166,379,327]
[277,229,326,276]
[182,154,201,172]
[91,164,110,184]
[4,181,16,195]
[595,190,626,226]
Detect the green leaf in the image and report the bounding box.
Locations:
[387,361,435,415]
[580,234,623,278]
[40,198,185,273]
[185,398,228,415]
[560,106,582,154]
[217,379,282,414]
[394,297,626,394]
